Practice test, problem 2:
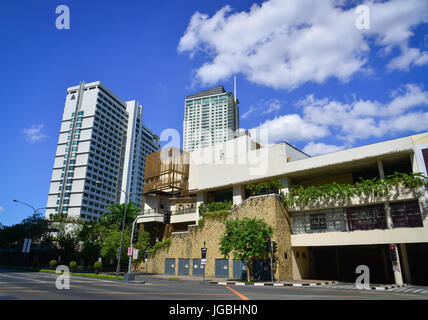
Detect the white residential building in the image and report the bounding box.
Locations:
[45,81,160,221]
[121,100,160,208]
[183,85,239,152]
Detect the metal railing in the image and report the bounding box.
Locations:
[141,209,162,215]
[172,208,196,215]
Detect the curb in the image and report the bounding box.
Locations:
[211,280,339,287]
[370,284,411,291]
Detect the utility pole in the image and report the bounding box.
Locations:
[124,216,139,281]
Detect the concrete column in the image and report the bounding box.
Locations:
[377,159,385,179]
[378,159,393,229]
[410,152,419,173]
[232,184,245,206]
[279,176,290,194]
[399,243,412,284]
[391,244,404,285]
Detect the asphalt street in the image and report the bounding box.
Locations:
[0,268,427,300]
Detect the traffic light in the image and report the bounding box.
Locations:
[163,211,171,224]
[144,249,149,260]
[265,237,271,253]
[132,228,139,243]
[272,241,277,253]
[389,244,398,267]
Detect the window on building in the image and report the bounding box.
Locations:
[346,205,387,231]
[390,200,423,228]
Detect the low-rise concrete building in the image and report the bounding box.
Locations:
[137,132,428,285]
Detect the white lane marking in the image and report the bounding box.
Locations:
[411,289,425,293]
[6,272,120,284]
[0,274,51,284]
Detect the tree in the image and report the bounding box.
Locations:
[100,203,139,230]
[100,227,150,264]
[219,217,274,282]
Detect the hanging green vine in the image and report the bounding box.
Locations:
[283,172,428,209]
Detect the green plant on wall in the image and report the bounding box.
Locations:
[149,238,171,256]
[246,178,284,196]
[197,201,234,229]
[284,172,428,208]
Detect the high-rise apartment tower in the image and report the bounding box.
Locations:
[45,81,160,221]
[183,85,239,152]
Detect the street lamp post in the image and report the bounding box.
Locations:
[12,200,46,265]
[124,217,139,281]
[96,181,141,280]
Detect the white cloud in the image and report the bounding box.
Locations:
[242,105,256,119]
[0,206,4,213]
[249,114,329,144]
[296,83,428,143]
[179,0,428,89]
[302,142,346,156]
[248,83,428,154]
[387,47,428,71]
[23,124,48,143]
[242,98,282,119]
[262,99,281,115]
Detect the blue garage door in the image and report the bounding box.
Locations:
[233,260,248,280]
[252,259,271,281]
[164,258,176,275]
[192,259,204,276]
[215,259,229,278]
[178,258,190,275]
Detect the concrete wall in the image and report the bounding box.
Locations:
[135,195,294,280]
[291,247,310,280]
[188,134,416,193]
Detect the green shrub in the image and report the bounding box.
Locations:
[69,261,77,271]
[149,238,171,256]
[49,260,57,269]
[246,178,284,196]
[197,218,205,229]
[205,201,233,212]
[94,261,102,274]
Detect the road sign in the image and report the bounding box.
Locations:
[201,258,207,265]
[128,247,133,256]
[22,238,29,253]
[132,249,139,260]
[201,248,207,259]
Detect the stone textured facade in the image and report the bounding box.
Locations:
[135,194,293,280]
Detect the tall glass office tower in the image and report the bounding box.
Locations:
[183,85,239,152]
[45,81,160,221]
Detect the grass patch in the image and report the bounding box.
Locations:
[69,272,123,280]
[168,277,181,280]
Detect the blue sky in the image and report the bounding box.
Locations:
[0,0,427,226]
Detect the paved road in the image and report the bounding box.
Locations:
[0,268,427,300]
